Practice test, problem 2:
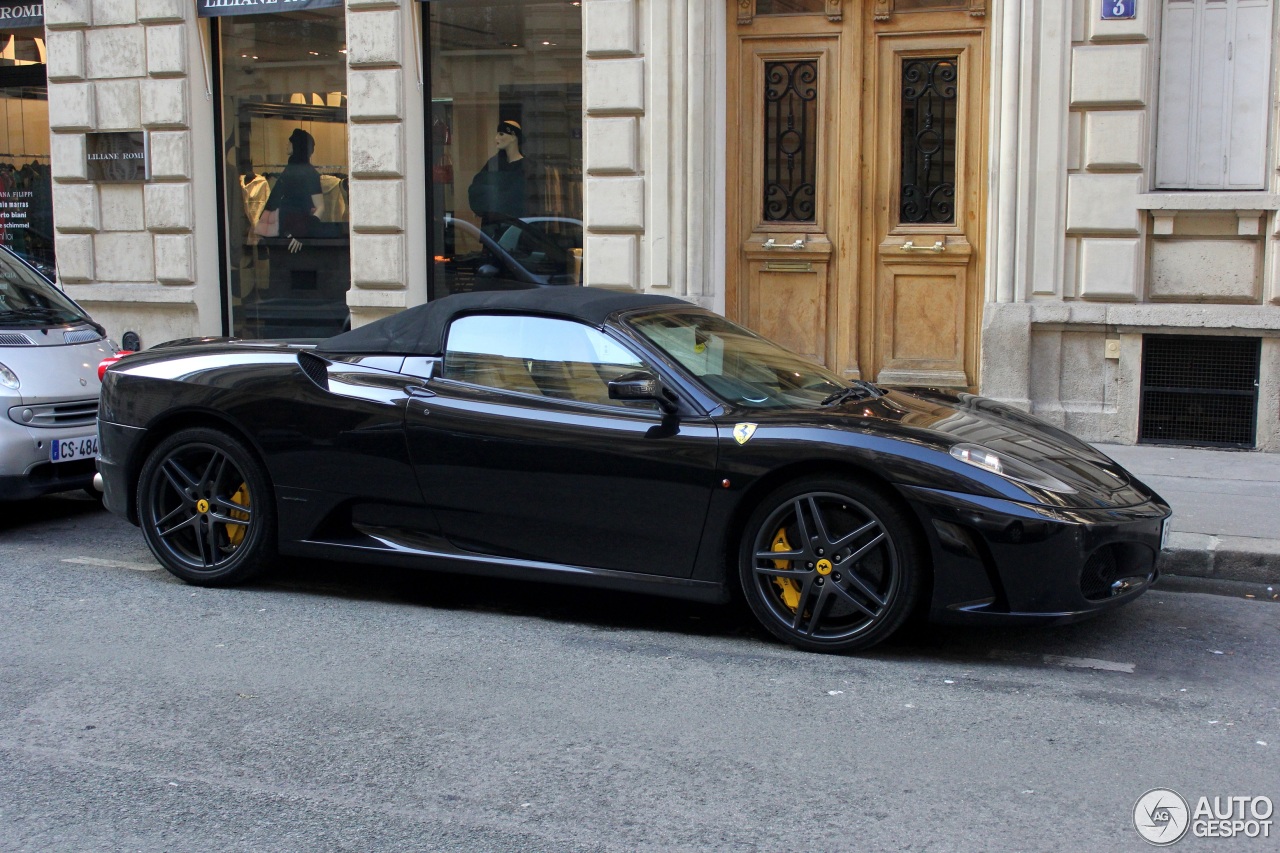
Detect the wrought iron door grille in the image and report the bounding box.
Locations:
[762,60,818,222]
[1138,335,1260,448]
[899,56,958,224]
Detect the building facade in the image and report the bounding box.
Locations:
[5,0,1278,450]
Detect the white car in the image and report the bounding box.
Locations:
[0,248,115,500]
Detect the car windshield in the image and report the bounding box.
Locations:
[0,252,87,328]
[627,308,851,409]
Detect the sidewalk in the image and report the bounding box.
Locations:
[1098,443,1280,595]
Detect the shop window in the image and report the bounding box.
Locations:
[211,5,350,339]
[1156,0,1275,190]
[426,1,583,300]
[0,21,52,279]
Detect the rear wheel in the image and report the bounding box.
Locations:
[137,427,275,586]
[739,477,923,653]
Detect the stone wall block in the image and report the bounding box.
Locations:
[148,130,191,180]
[95,80,142,129]
[351,233,405,288]
[145,183,194,231]
[86,27,146,79]
[1079,238,1142,300]
[46,31,85,81]
[93,0,139,26]
[146,24,188,77]
[585,117,638,174]
[99,184,145,232]
[585,176,644,230]
[52,183,99,231]
[349,179,404,232]
[1086,2,1151,42]
[50,134,88,182]
[350,124,404,178]
[1071,45,1149,107]
[584,234,638,290]
[154,234,195,283]
[45,0,92,29]
[54,234,95,282]
[138,0,188,23]
[1084,110,1145,172]
[94,233,156,282]
[348,69,403,121]
[1150,239,1261,301]
[585,0,638,57]
[140,78,189,128]
[348,9,402,66]
[1066,173,1142,234]
[585,58,644,114]
[48,82,96,131]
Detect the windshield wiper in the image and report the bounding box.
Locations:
[0,306,78,324]
[820,381,882,407]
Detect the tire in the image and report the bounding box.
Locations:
[137,427,276,586]
[738,477,924,653]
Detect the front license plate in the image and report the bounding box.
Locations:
[50,434,99,463]
[1160,515,1172,550]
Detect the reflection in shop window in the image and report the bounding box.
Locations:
[215,7,350,339]
[0,27,53,279]
[428,1,584,300]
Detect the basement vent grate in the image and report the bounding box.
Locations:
[1138,335,1259,449]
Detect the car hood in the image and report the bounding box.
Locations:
[1,331,112,405]
[740,386,1153,508]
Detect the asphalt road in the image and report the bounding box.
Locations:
[2,495,1277,852]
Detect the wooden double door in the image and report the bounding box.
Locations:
[727,0,990,388]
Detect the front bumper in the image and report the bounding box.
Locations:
[0,415,99,500]
[900,484,1170,625]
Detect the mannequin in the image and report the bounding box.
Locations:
[264,128,325,253]
[468,120,527,234]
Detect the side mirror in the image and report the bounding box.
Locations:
[608,370,677,414]
[476,263,501,278]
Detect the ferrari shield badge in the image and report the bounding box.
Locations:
[733,423,758,445]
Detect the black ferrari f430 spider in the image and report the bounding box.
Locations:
[98,288,1171,652]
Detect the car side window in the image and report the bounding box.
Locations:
[443,314,655,409]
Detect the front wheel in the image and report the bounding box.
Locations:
[739,477,923,653]
[137,427,276,586]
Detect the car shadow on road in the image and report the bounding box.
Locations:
[253,555,1150,663]
[0,491,105,534]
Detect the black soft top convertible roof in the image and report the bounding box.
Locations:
[316,287,689,357]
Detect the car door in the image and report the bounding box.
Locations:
[404,313,719,577]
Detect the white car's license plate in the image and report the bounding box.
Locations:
[50,434,99,463]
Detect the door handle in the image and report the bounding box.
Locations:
[762,237,806,251]
[900,240,946,253]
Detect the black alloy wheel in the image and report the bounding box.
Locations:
[739,477,923,653]
[137,427,276,586]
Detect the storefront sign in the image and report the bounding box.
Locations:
[0,3,43,28]
[1101,0,1136,19]
[86,132,149,183]
[196,0,342,17]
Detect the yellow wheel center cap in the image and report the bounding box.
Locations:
[196,499,210,514]
[816,559,833,576]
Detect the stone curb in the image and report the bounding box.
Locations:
[1157,532,1280,585]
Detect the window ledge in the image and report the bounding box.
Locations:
[1137,192,1280,211]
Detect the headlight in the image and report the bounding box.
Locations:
[950,442,1076,494]
[0,361,18,390]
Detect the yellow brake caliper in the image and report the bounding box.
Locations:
[225,483,251,546]
[770,527,802,612]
